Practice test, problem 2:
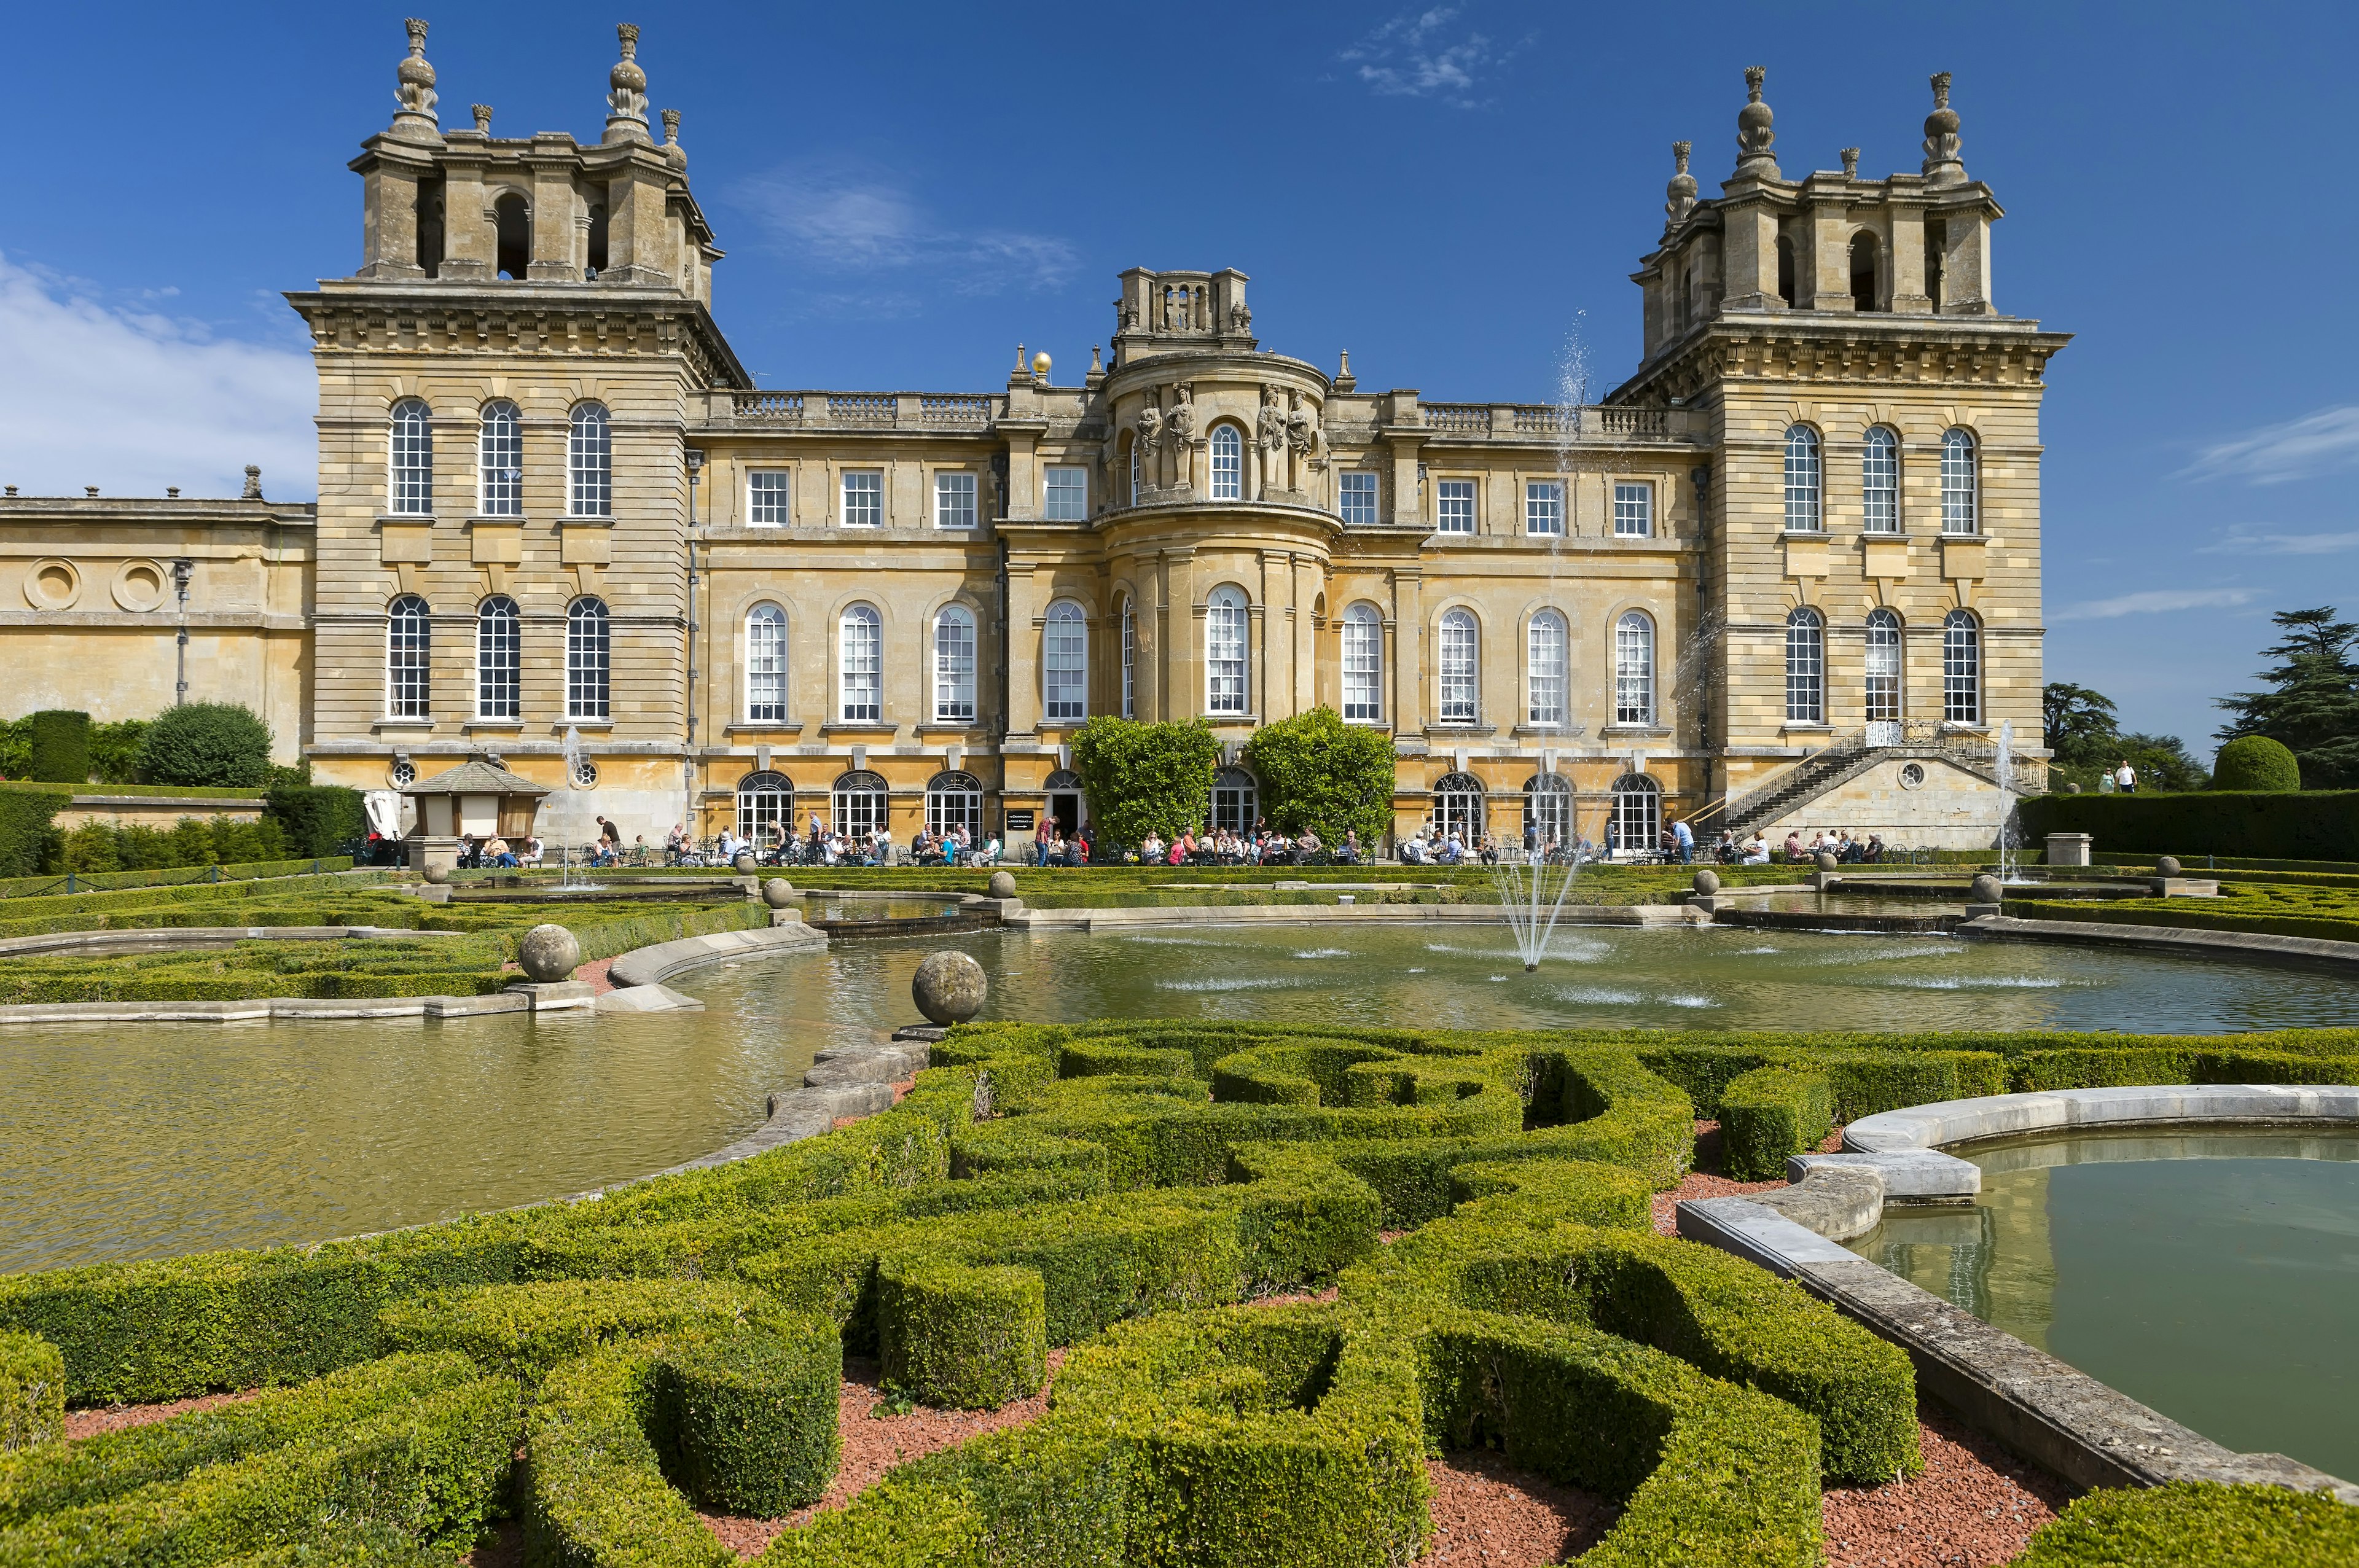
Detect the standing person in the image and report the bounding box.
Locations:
[597,814,622,867]
[1672,817,1694,865]
[2116,759,2137,795]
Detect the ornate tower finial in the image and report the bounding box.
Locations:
[1664,139,1698,228]
[1734,66,1778,179]
[1841,146,1860,180]
[242,465,263,501]
[1922,71,1965,185]
[391,18,441,142]
[604,23,651,144]
[471,103,493,135]
[660,107,686,168]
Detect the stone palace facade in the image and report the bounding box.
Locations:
[0,26,2064,853]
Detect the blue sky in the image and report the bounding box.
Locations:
[4,1,2354,757]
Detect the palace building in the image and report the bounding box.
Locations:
[0,25,2063,856]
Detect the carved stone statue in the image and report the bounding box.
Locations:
[1134,394,1164,494]
[1164,384,1195,492]
[1285,391,1327,486]
[1229,302,1253,334]
[1255,387,1287,495]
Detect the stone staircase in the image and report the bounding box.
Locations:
[1702,725,2036,839]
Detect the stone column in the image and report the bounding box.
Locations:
[1391,568,1423,733]
[527,146,581,281]
[437,152,494,280]
[1293,554,1320,716]
[1164,549,1197,719]
[1258,552,1285,720]
[1719,198,1782,310]
[1006,564,1039,736]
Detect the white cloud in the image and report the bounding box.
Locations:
[730,162,1076,295]
[1339,7,1512,107]
[2052,587,2259,621]
[0,252,314,501]
[2183,405,2359,485]
[2194,527,2359,556]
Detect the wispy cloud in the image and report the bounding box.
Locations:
[1339,7,1517,108]
[730,160,1077,298]
[2183,405,2359,485]
[2052,587,2258,621]
[0,252,313,500]
[2194,526,2359,556]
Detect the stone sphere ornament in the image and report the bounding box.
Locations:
[734,851,758,873]
[421,864,451,885]
[1692,869,1720,897]
[1814,851,1839,874]
[517,922,583,982]
[2155,856,2183,878]
[912,949,988,1026]
[1970,874,2003,905]
[987,870,1018,900]
[762,878,797,908]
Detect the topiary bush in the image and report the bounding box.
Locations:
[264,784,367,857]
[2017,1479,2359,1566]
[1067,714,1221,847]
[136,702,274,790]
[878,1258,1047,1411]
[24,712,90,785]
[2212,735,2303,793]
[0,792,61,879]
[0,1332,63,1454]
[655,1319,842,1513]
[1241,705,1398,847]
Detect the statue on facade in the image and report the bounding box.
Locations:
[1256,386,1287,494]
[1135,394,1164,495]
[1164,384,1195,492]
[1285,390,1325,481]
[1229,301,1253,334]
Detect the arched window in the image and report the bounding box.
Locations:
[933,606,976,724]
[1119,596,1136,718]
[1127,437,1141,506]
[1783,426,1821,532]
[1521,773,1573,851]
[1527,609,1568,727]
[1342,603,1383,722]
[840,604,882,722]
[1613,611,1655,725]
[475,596,520,719]
[831,770,890,840]
[477,402,522,517]
[566,598,610,720]
[1430,771,1485,843]
[1044,601,1087,721]
[568,404,611,518]
[1206,586,1248,715]
[1941,428,1978,534]
[1864,609,1903,729]
[925,770,984,840]
[493,192,530,280]
[736,770,792,841]
[1438,609,1477,725]
[746,603,787,722]
[1785,607,1825,725]
[1210,424,1244,501]
[1209,766,1258,834]
[386,595,431,718]
[388,399,432,515]
[1608,774,1661,856]
[1848,231,1881,313]
[1775,233,1796,307]
[1861,427,1899,533]
[1943,609,1981,725]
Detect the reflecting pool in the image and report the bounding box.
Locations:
[1845,1128,2359,1482]
[7,921,2358,1274]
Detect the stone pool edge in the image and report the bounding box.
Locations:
[1677,1083,2359,1505]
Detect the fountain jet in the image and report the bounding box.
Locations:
[1491,845,1583,972]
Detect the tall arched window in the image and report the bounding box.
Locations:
[1783,426,1821,532]
[1044,601,1087,720]
[1862,427,1898,533]
[1127,437,1141,506]
[1430,771,1485,843]
[1522,773,1573,851]
[1342,603,1383,722]
[746,603,787,722]
[925,770,984,839]
[568,404,611,518]
[386,595,431,718]
[840,605,882,722]
[1941,428,1978,534]
[934,606,976,724]
[493,192,530,279]
[1209,766,1258,833]
[1848,231,1881,313]
[736,770,792,841]
[1609,774,1662,856]
[1119,596,1136,718]
[388,399,433,515]
[831,770,889,840]
[1206,586,1248,715]
[1210,424,1244,500]
[1864,609,1903,728]
[477,401,522,517]
[475,596,520,719]
[1527,609,1568,727]
[1438,609,1477,725]
[566,598,610,720]
[1943,609,1981,724]
[1785,607,1825,724]
[1613,611,1655,725]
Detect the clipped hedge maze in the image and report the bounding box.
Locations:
[4,1020,2353,1562]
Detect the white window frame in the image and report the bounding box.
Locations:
[565,598,611,720]
[934,470,978,530]
[476,402,522,517]
[1610,774,1661,852]
[831,771,890,839]
[1943,609,1981,724]
[1614,611,1656,725]
[1043,601,1087,721]
[1339,471,1379,526]
[1206,586,1249,716]
[1043,465,1088,521]
[1429,771,1485,841]
[388,399,433,516]
[1438,609,1477,726]
[841,469,883,529]
[840,604,882,722]
[1785,607,1825,725]
[736,771,793,841]
[925,771,984,838]
[1209,767,1258,834]
[1342,603,1383,722]
[1525,480,1565,537]
[1120,597,1135,718]
[1865,609,1903,723]
[1783,426,1822,532]
[746,603,788,722]
[1210,425,1243,501]
[934,606,976,724]
[1436,478,1476,534]
[1613,480,1654,538]
[1527,610,1567,727]
[1862,427,1899,534]
[1941,428,1979,535]
[475,595,520,720]
[748,470,792,527]
[386,594,431,718]
[567,404,611,518]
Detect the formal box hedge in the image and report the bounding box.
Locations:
[0,1333,63,1456]
[657,1320,842,1514]
[2021,789,2359,863]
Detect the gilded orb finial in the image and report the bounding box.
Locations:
[1032,351,1052,381]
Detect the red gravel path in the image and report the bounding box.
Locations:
[61,1389,259,1440]
[1825,1402,2076,1567]
[1650,1118,1845,1235]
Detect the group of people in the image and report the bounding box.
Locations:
[912,824,999,867]
[455,833,539,869]
[1136,822,1351,867]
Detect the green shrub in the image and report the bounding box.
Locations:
[23,712,89,785]
[1241,706,1398,846]
[2017,1480,2359,1566]
[878,1258,1046,1411]
[264,785,367,857]
[522,1348,737,1568]
[136,701,274,789]
[656,1320,841,1513]
[2019,790,2359,862]
[0,792,61,880]
[376,1278,791,1384]
[1718,1066,1834,1180]
[2213,735,2303,793]
[0,1335,63,1456]
[85,720,147,787]
[1066,714,1221,846]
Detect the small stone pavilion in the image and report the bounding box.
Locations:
[400,757,548,870]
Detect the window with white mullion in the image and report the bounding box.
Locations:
[1527,610,1567,727]
[934,470,977,529]
[477,402,522,517]
[934,609,976,724]
[1044,603,1087,720]
[475,596,520,719]
[1783,426,1821,532]
[841,470,883,528]
[567,405,611,518]
[840,606,882,722]
[388,400,433,515]
[1206,588,1248,715]
[1525,480,1563,537]
[1342,604,1383,722]
[1613,612,1655,725]
[1941,428,1979,534]
[1436,479,1475,534]
[1862,428,1899,533]
[746,604,788,721]
[1438,609,1477,725]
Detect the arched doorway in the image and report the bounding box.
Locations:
[1042,768,1085,838]
[1430,771,1485,844]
